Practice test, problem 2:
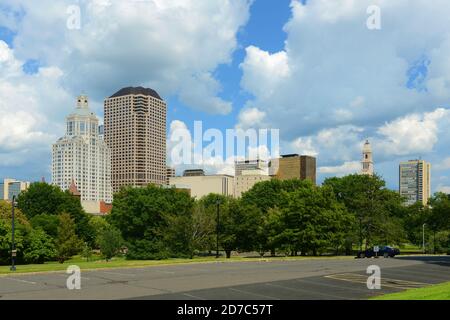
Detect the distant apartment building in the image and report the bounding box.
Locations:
[169,174,234,199]
[234,169,271,198]
[361,140,374,176]
[399,160,431,206]
[104,87,167,192]
[271,154,316,184]
[52,95,112,203]
[0,178,30,201]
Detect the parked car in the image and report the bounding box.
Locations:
[357,246,400,258]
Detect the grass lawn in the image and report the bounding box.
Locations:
[372,282,450,300]
[0,254,353,275]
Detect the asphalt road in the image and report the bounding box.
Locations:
[0,256,448,300]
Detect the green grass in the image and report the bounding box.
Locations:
[372,282,450,300]
[0,254,353,275]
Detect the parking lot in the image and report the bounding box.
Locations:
[0,256,448,300]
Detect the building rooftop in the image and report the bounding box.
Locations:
[109,86,162,101]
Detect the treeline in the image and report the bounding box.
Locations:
[0,174,449,265]
[0,183,123,264]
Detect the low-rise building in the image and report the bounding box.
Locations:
[169,174,234,199]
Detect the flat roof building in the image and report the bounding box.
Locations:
[271,154,316,184]
[169,174,234,199]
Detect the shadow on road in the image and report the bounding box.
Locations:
[396,255,450,267]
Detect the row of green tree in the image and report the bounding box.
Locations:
[0,183,122,265]
[1,175,449,265]
[108,174,449,259]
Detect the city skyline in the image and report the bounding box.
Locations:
[1,1,450,194]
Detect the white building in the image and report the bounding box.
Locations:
[361,140,374,176]
[52,95,112,203]
[169,174,234,199]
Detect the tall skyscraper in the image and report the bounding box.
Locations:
[272,154,316,184]
[104,87,167,192]
[361,140,374,176]
[399,160,431,206]
[52,95,112,203]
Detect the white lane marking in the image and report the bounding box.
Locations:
[153,270,175,274]
[228,287,280,300]
[2,277,37,285]
[183,293,206,300]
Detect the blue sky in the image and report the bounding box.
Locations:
[1,0,450,194]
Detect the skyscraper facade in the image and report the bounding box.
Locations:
[361,140,374,176]
[52,95,112,203]
[104,87,167,192]
[399,159,431,206]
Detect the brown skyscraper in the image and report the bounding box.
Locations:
[104,87,167,192]
[273,154,316,184]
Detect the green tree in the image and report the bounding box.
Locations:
[17,182,91,243]
[22,228,57,264]
[30,214,59,238]
[275,184,353,256]
[0,200,30,226]
[165,200,215,258]
[108,185,194,260]
[56,213,82,263]
[97,226,123,261]
[0,219,26,265]
[323,174,406,250]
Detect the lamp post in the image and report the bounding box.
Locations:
[216,199,220,259]
[422,223,426,254]
[11,195,17,272]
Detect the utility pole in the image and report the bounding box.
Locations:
[216,199,220,258]
[11,195,17,271]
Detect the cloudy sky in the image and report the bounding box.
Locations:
[1,0,450,193]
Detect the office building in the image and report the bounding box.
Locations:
[169,174,234,199]
[104,87,167,192]
[52,95,112,203]
[0,178,30,201]
[361,140,374,176]
[234,169,271,198]
[399,160,431,206]
[272,154,316,184]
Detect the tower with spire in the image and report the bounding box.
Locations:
[361,140,374,176]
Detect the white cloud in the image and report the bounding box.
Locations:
[236,107,266,129]
[436,185,450,194]
[374,108,450,156]
[318,161,360,176]
[240,46,290,99]
[5,0,251,114]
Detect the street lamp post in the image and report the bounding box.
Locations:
[422,223,426,254]
[11,195,17,272]
[216,199,220,259]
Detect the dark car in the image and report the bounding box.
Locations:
[357,246,400,258]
